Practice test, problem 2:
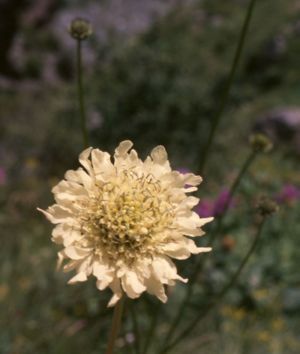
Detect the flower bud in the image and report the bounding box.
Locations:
[221,235,236,252]
[68,18,93,40]
[249,133,273,153]
[256,196,279,217]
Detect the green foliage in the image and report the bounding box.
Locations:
[90,0,300,168]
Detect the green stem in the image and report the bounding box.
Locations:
[208,149,257,245]
[161,292,189,350]
[142,303,161,354]
[198,0,257,174]
[76,39,89,148]
[105,297,125,354]
[129,302,140,354]
[163,149,257,347]
[199,149,257,267]
[161,220,266,354]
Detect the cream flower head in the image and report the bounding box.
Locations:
[38,141,213,306]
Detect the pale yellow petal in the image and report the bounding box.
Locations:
[160,241,191,260]
[185,239,212,254]
[93,262,114,290]
[152,256,179,284]
[108,278,123,307]
[144,274,167,303]
[64,246,91,260]
[91,149,115,177]
[151,145,168,164]
[56,251,65,270]
[121,271,146,299]
[108,293,123,307]
[114,140,133,158]
[68,272,88,284]
[37,206,73,224]
[79,147,93,175]
[63,260,81,272]
[181,173,202,186]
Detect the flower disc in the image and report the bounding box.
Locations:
[39,141,213,306]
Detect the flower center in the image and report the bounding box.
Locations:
[81,172,173,264]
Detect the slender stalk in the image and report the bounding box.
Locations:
[161,290,190,349]
[105,297,125,354]
[167,0,259,344]
[208,149,257,246]
[160,220,266,354]
[129,303,140,354]
[76,39,89,148]
[163,149,257,346]
[198,0,257,174]
[142,303,161,354]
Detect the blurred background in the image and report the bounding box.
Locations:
[0,0,300,353]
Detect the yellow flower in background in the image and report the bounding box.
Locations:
[38,141,213,306]
[257,330,271,343]
[25,157,39,170]
[0,284,9,301]
[271,318,285,331]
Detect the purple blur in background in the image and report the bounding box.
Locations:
[276,184,300,204]
[0,167,6,185]
[196,199,214,218]
[177,168,191,175]
[196,188,237,217]
[213,189,236,216]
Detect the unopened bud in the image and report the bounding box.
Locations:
[68,18,93,40]
[221,235,236,252]
[249,133,273,153]
[256,196,279,217]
